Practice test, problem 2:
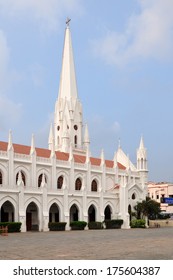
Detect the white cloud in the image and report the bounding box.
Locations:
[0,0,84,32]
[91,0,173,66]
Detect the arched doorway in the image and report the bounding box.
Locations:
[88,205,96,222]
[70,204,79,222]
[104,205,111,220]
[49,203,60,222]
[26,202,39,231]
[0,201,14,222]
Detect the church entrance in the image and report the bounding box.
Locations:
[26,202,39,231]
[0,201,14,222]
[49,203,60,223]
[104,205,111,220]
[70,204,79,222]
[88,205,96,222]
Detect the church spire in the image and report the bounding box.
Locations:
[58,19,78,101]
[54,20,83,152]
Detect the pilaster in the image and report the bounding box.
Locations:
[118,175,130,229]
[18,183,26,232]
[42,185,49,231]
[63,188,70,229]
[100,157,106,221]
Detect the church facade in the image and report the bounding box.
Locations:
[0,23,148,232]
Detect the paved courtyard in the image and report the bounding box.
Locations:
[0,227,173,260]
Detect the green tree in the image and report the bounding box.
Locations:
[134,197,161,226]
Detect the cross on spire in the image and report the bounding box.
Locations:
[66,17,71,27]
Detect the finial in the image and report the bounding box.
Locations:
[8,129,14,151]
[100,148,105,166]
[66,17,71,27]
[139,135,145,150]
[30,133,36,155]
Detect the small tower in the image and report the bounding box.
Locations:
[137,136,148,191]
[137,136,147,171]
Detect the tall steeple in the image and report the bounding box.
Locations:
[54,19,83,153]
[58,20,78,101]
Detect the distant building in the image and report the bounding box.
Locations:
[0,22,148,232]
[148,182,173,213]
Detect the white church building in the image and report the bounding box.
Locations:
[0,22,148,232]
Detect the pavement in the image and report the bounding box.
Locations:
[0,227,173,260]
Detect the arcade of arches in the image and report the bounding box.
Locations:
[0,200,112,231]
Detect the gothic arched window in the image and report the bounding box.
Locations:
[38,174,47,188]
[132,193,136,200]
[57,176,63,189]
[91,179,97,192]
[75,178,82,190]
[16,171,26,186]
[0,171,2,185]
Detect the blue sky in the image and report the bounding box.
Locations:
[0,0,173,182]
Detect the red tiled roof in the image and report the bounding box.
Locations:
[36,147,51,158]
[90,157,101,166]
[117,162,126,170]
[14,143,30,155]
[56,151,69,161]
[105,160,113,168]
[0,141,126,170]
[74,154,86,163]
[0,141,8,151]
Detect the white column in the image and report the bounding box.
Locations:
[8,150,14,187]
[42,185,49,231]
[31,154,37,188]
[51,156,56,189]
[118,175,130,229]
[63,188,70,229]
[100,164,106,221]
[18,184,26,232]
